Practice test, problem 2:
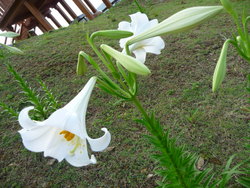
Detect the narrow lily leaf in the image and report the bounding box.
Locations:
[220,0,238,19]
[212,40,230,92]
[101,44,151,76]
[127,6,223,45]
[77,51,88,76]
[91,30,133,40]
[0,43,24,55]
[0,32,19,38]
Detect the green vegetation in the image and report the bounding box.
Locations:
[0,0,249,187]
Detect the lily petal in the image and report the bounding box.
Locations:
[65,139,97,167]
[39,77,97,139]
[118,21,132,32]
[18,106,37,129]
[44,132,76,162]
[42,108,86,139]
[64,77,97,115]
[143,37,165,54]
[133,48,147,63]
[19,125,57,152]
[87,128,111,152]
[130,12,149,35]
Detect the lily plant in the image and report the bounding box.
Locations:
[16,2,248,187]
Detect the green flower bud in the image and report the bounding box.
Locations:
[101,44,151,76]
[127,6,223,45]
[77,51,88,76]
[212,40,230,92]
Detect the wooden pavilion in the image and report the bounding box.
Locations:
[0,0,114,42]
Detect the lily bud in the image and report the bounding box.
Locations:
[101,44,151,76]
[77,51,87,76]
[212,40,230,92]
[91,30,133,40]
[236,35,242,47]
[127,6,223,45]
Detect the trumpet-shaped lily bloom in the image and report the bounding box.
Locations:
[118,12,165,63]
[18,77,111,167]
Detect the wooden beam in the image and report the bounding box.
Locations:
[23,1,53,31]
[83,0,97,13]
[37,23,46,33]
[102,0,112,8]
[0,0,7,9]
[0,0,25,29]
[47,13,62,28]
[54,4,71,24]
[60,0,77,19]
[72,0,94,20]
[0,1,5,11]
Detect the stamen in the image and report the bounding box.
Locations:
[60,130,75,141]
[70,137,81,155]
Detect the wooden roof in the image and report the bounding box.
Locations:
[0,0,61,29]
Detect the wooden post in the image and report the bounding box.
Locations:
[72,0,94,20]
[4,37,7,44]
[54,4,71,24]
[93,11,102,18]
[23,1,53,31]
[83,0,97,13]
[47,13,62,28]
[102,0,112,8]
[37,24,46,33]
[60,0,77,19]
[0,0,26,29]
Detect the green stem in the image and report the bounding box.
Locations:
[87,36,115,73]
[132,96,151,123]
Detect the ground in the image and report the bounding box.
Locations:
[0,0,249,187]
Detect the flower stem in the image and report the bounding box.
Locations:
[131,96,151,123]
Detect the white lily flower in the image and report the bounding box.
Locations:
[118,12,165,63]
[18,77,111,167]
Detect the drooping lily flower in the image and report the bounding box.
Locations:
[118,12,165,63]
[18,77,111,167]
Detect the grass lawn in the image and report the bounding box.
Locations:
[0,0,249,187]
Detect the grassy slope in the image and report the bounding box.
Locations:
[0,0,249,187]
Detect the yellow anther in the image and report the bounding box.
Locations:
[60,130,75,141]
